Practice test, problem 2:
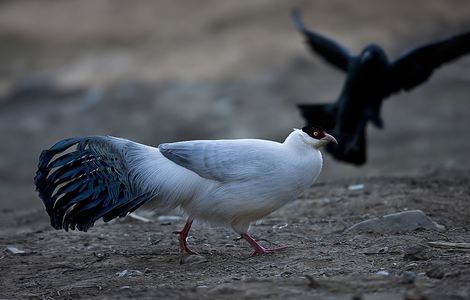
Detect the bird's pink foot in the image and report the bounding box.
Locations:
[241,233,289,256]
[174,218,199,255]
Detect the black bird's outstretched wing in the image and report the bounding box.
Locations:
[292,9,353,72]
[386,31,470,95]
[297,103,337,129]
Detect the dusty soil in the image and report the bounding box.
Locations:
[2,171,470,299]
[1,1,470,299]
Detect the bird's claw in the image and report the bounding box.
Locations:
[174,230,199,255]
[178,241,199,255]
[173,218,199,255]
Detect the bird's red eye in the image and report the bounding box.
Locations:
[302,126,326,140]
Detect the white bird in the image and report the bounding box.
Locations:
[34,126,337,255]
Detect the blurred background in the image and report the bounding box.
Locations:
[1,0,470,211]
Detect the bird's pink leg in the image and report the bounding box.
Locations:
[173,217,198,255]
[241,233,289,255]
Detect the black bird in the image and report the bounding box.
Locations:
[292,9,470,165]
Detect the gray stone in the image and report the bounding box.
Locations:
[345,210,445,234]
[403,244,431,261]
[115,269,143,277]
[426,266,445,279]
[5,246,26,255]
[401,271,417,284]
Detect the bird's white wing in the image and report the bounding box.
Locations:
[159,139,281,182]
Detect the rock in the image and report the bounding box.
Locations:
[401,271,417,284]
[272,223,288,230]
[116,213,153,224]
[426,266,445,279]
[403,244,431,261]
[197,285,209,289]
[348,184,365,191]
[116,270,143,277]
[427,241,470,250]
[6,246,26,255]
[127,213,152,223]
[375,270,390,277]
[345,210,445,234]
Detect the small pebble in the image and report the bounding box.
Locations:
[6,246,26,255]
[348,184,365,191]
[402,271,417,284]
[404,244,430,261]
[272,223,288,230]
[376,270,390,277]
[128,213,152,223]
[426,267,445,279]
[116,270,143,277]
[157,216,183,222]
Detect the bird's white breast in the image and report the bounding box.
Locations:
[180,136,323,229]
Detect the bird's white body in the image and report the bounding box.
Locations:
[128,129,322,233]
[36,127,334,254]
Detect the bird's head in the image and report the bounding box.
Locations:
[299,126,338,149]
[360,44,387,65]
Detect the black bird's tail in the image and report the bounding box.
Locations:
[298,103,368,165]
[34,136,157,232]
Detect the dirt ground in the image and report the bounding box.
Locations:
[1,1,470,299]
[2,171,470,299]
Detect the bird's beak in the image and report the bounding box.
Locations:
[322,133,338,145]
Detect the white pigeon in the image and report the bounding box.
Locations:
[34,126,336,255]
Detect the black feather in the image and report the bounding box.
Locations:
[34,136,155,231]
[291,9,352,72]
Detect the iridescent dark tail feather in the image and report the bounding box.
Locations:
[34,136,154,232]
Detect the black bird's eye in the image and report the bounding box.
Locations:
[302,126,325,140]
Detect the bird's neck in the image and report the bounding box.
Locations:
[283,129,301,143]
[283,130,324,187]
[283,130,316,151]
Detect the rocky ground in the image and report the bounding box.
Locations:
[1,1,470,299]
[2,171,470,299]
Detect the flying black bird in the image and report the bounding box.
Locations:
[292,9,470,165]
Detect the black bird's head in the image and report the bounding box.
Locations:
[360,44,388,66]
